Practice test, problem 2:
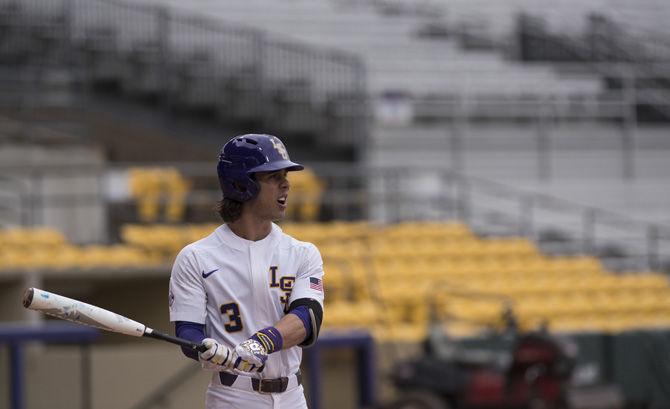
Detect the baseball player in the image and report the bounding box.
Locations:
[169,134,324,408]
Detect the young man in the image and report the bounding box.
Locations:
[169,134,324,408]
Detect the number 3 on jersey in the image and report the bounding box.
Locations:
[220,302,243,332]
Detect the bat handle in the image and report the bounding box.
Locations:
[143,328,207,352]
[147,329,264,373]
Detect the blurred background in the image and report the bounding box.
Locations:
[1,0,670,408]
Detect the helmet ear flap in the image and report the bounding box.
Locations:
[218,154,261,202]
[245,179,260,199]
[222,174,260,202]
[232,181,247,193]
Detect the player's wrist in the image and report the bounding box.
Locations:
[250,326,283,354]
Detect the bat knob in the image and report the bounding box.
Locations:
[22,288,34,308]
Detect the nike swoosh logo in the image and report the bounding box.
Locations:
[202,269,218,278]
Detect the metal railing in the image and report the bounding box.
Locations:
[4,158,669,272]
[436,172,670,272]
[148,161,670,273]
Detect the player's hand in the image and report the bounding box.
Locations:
[199,338,234,367]
[232,339,267,372]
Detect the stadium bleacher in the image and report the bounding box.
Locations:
[4,221,668,342]
[151,0,605,103]
[300,221,670,340]
[0,0,368,154]
[0,226,161,272]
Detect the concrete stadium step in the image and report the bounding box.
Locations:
[370,124,670,176]
[367,58,512,72]
[368,76,592,96]
[209,12,416,28]
[274,31,419,45]
[0,65,76,108]
[369,66,557,79]
[464,149,670,187]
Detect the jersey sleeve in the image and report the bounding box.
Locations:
[289,243,325,306]
[169,246,207,324]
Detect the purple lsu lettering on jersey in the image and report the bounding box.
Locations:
[269,266,296,312]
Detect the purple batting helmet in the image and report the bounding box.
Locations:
[217,134,304,202]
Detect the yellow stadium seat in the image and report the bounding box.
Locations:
[129,167,192,223]
[324,301,379,329]
[4,220,670,335]
[29,228,67,247]
[51,246,86,270]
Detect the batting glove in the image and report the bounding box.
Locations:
[199,338,234,368]
[233,338,268,372]
[231,327,283,372]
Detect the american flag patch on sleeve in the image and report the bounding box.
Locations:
[309,277,323,292]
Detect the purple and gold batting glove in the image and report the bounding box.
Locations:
[233,327,283,372]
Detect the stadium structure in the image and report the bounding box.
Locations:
[1,1,670,408]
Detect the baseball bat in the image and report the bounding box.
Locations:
[22,287,207,353]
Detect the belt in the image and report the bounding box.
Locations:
[217,371,302,394]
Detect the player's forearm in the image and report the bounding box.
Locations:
[175,321,206,361]
[274,312,307,349]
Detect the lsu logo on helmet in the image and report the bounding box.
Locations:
[269,136,289,160]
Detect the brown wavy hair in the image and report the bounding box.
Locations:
[216,198,243,223]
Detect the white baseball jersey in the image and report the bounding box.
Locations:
[169,222,325,382]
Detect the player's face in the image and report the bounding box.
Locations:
[247,169,290,221]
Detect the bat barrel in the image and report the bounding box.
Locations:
[22,288,147,337]
[22,287,34,309]
[21,288,208,356]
